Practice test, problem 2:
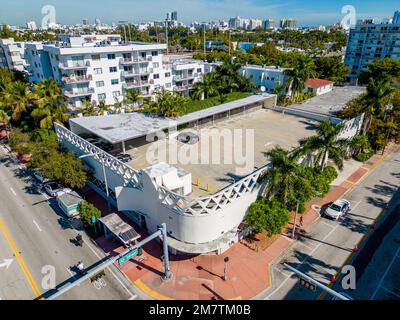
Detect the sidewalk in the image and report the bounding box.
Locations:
[89,144,398,300]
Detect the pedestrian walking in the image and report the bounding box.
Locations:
[300,216,304,227]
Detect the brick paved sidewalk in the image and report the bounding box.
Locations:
[89,144,398,300]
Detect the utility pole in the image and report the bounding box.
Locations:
[160,223,172,281]
[292,200,299,239]
[228,30,231,56]
[223,257,229,281]
[165,19,169,55]
[203,24,206,57]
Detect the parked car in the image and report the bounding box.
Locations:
[56,191,83,219]
[324,199,351,220]
[115,154,132,163]
[44,181,71,197]
[32,171,48,184]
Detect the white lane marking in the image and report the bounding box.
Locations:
[319,220,335,228]
[351,200,362,211]
[266,223,340,299]
[74,231,136,299]
[9,187,17,196]
[33,220,42,232]
[370,248,400,300]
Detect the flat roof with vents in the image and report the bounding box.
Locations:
[69,94,276,144]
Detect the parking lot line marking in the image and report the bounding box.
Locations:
[370,248,400,300]
[319,220,335,228]
[0,218,43,299]
[33,220,42,232]
[9,187,16,196]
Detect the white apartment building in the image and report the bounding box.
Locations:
[163,55,205,97]
[0,38,28,72]
[26,35,170,108]
[344,11,400,83]
[205,62,288,94]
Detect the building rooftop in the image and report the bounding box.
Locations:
[126,108,317,198]
[70,94,276,144]
[305,78,334,88]
[287,86,366,117]
[100,213,141,243]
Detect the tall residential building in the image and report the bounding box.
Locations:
[344,11,400,83]
[26,35,169,109]
[82,18,90,26]
[262,19,275,30]
[280,18,297,30]
[393,10,400,24]
[0,38,28,72]
[171,11,178,21]
[26,21,38,30]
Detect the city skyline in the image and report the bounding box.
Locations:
[1,0,399,27]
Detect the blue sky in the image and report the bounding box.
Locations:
[0,0,398,27]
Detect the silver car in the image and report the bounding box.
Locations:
[324,199,351,220]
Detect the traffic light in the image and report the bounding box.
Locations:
[138,247,143,256]
[299,278,317,292]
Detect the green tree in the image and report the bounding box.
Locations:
[262,147,315,212]
[192,72,219,99]
[145,90,188,117]
[246,198,290,237]
[314,56,350,83]
[78,201,102,227]
[297,120,349,170]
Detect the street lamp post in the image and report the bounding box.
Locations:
[79,152,111,213]
[223,257,229,281]
[292,200,300,239]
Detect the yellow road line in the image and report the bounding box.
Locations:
[0,218,43,299]
[134,279,174,300]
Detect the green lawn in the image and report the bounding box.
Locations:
[183,92,252,114]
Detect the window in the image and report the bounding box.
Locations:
[151,51,158,56]
[112,91,121,97]
[98,93,106,101]
[153,62,159,68]
[55,54,59,61]
[153,74,160,79]
[111,79,119,85]
[96,81,105,87]
[165,83,171,88]
[107,54,116,60]
[197,68,202,73]
[141,52,146,58]
[165,72,171,77]
[109,66,117,73]
[92,54,101,61]
[94,68,103,75]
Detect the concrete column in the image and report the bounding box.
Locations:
[122,140,126,154]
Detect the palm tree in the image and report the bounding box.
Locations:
[262,147,313,208]
[97,100,111,116]
[297,120,349,170]
[285,55,316,101]
[192,72,219,100]
[150,89,188,117]
[350,135,371,158]
[123,88,143,110]
[360,78,394,134]
[9,81,36,122]
[78,100,98,116]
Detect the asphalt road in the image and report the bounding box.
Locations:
[0,145,143,300]
[260,148,400,300]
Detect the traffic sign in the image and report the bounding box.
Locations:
[299,277,317,292]
[118,248,139,265]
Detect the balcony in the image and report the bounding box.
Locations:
[119,57,148,65]
[123,80,149,89]
[59,61,91,70]
[121,68,153,77]
[62,74,93,84]
[63,87,95,98]
[173,85,190,91]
